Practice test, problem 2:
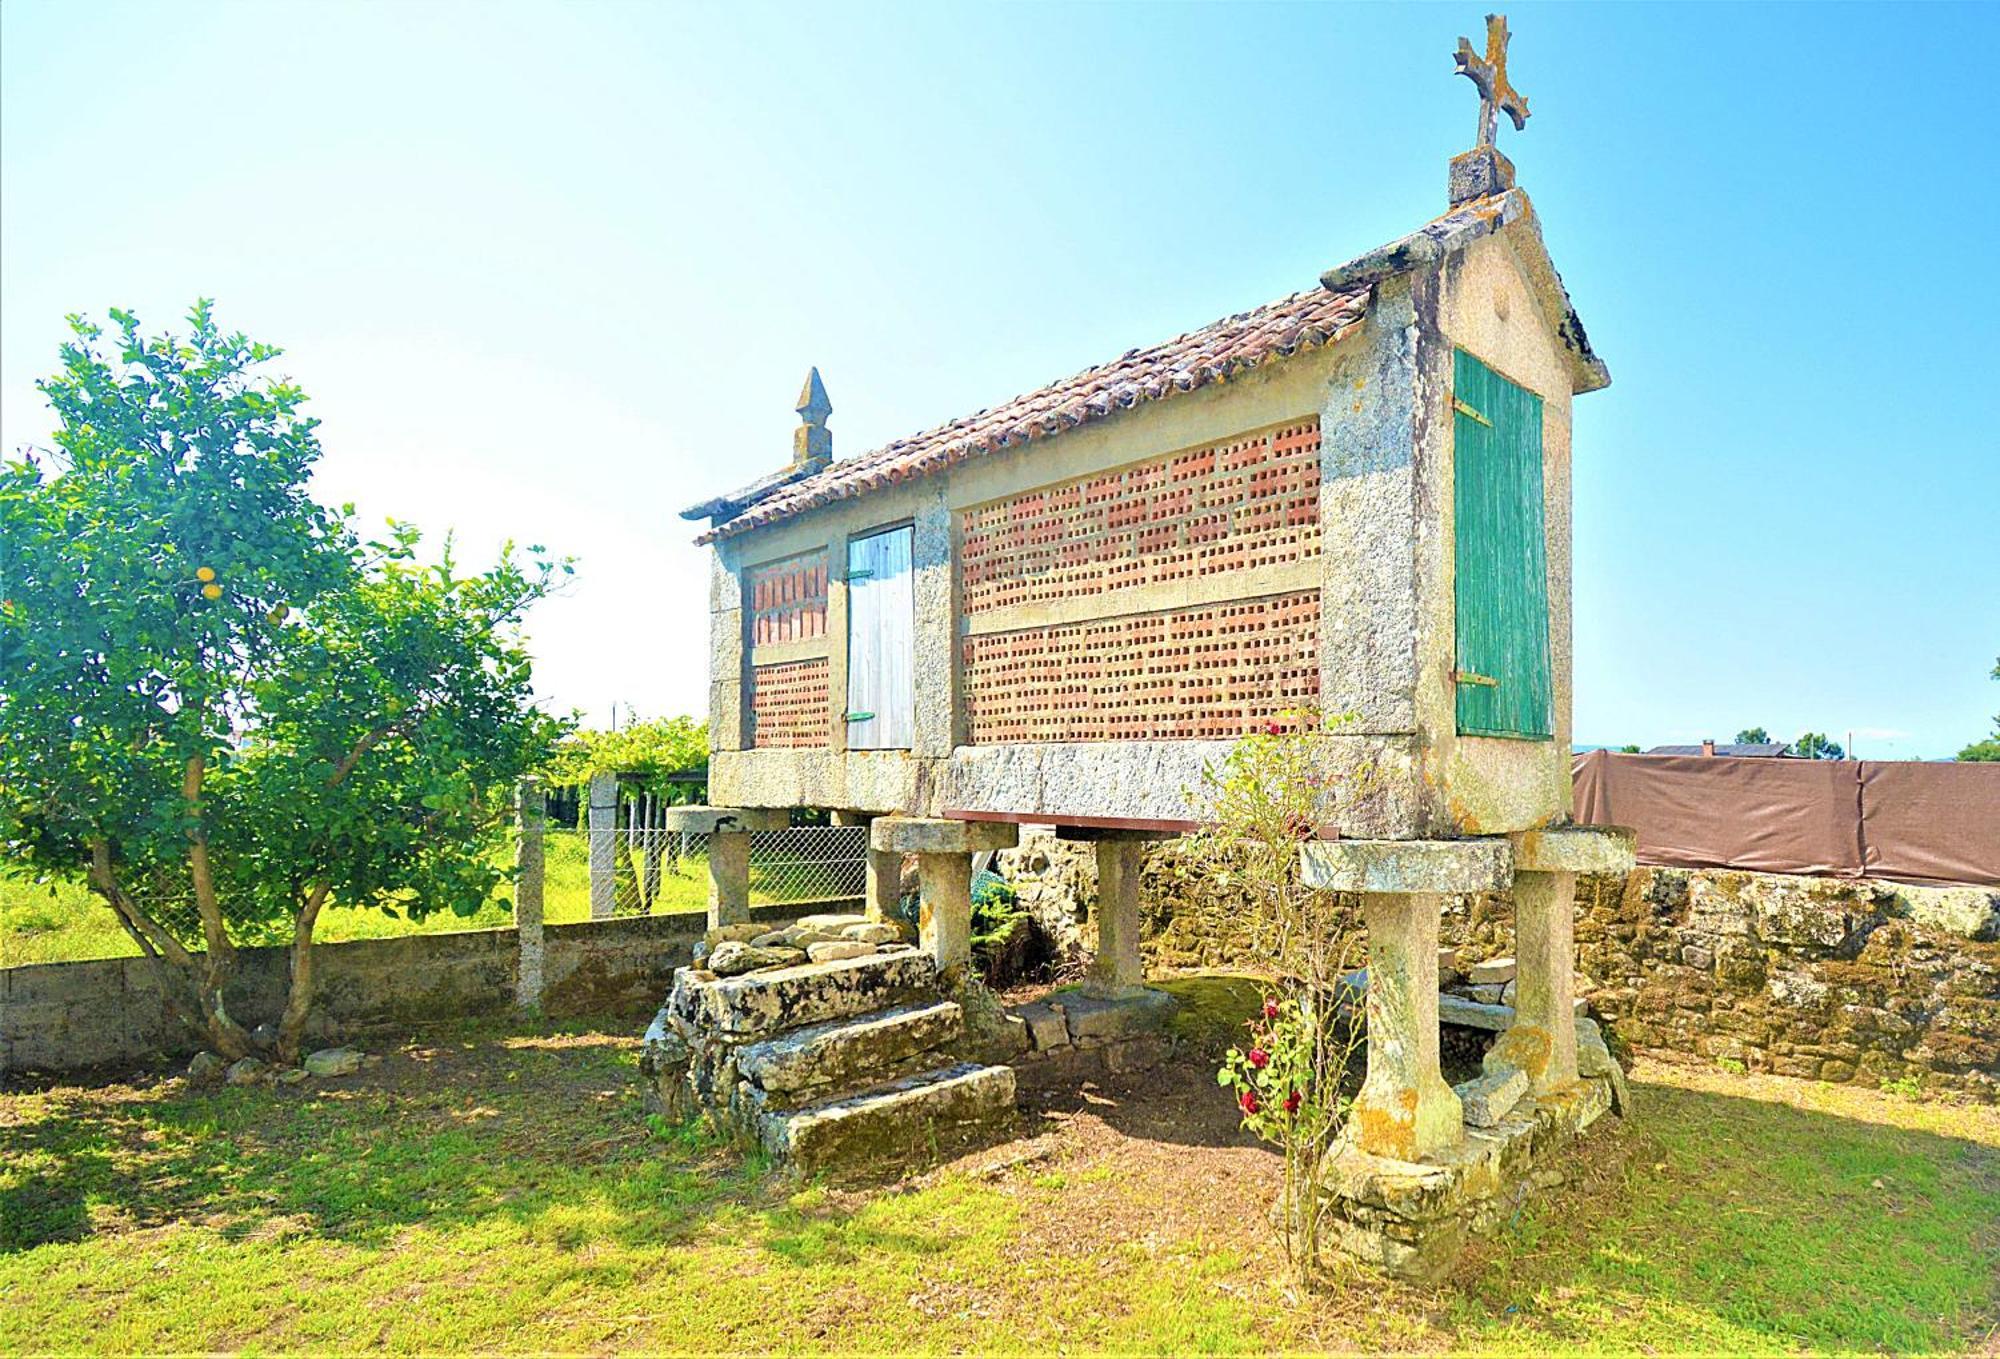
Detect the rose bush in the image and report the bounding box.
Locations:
[1184,709,1371,1284]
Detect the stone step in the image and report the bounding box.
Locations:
[737,1000,964,1105]
[761,1061,1017,1179]
[669,949,941,1040]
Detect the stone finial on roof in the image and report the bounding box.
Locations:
[1449,14,1530,207]
[793,367,832,470]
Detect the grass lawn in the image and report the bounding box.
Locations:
[0,840,714,968]
[4,985,1996,1354]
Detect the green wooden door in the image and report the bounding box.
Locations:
[1452,349,1552,740]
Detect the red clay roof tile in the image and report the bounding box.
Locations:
[695,281,1371,543]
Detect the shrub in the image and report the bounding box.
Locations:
[1181,709,1373,1285]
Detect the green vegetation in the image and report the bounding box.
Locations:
[540,714,708,800]
[1178,711,1370,1280]
[1,1016,1993,1353]
[1734,725,1771,745]
[1,839,716,967]
[1959,655,2000,761]
[0,304,563,1054]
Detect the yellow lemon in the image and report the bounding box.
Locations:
[201,583,223,600]
[195,566,216,583]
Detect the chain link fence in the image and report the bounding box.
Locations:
[538,824,868,921]
[0,778,869,964]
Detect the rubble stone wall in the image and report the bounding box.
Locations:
[994,836,2000,1101]
[1461,868,1999,1102]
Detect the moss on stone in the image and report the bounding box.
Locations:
[1152,973,1266,1056]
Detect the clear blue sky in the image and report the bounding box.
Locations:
[4,1,1995,759]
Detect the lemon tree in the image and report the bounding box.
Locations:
[0,303,566,1061]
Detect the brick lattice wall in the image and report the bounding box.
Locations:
[750,657,831,748]
[747,551,828,646]
[959,420,1320,617]
[962,591,1321,742]
[959,419,1322,743]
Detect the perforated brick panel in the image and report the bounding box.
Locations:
[962,591,1321,742]
[960,419,1321,617]
[747,552,828,646]
[751,657,831,748]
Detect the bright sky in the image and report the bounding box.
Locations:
[5,2,1996,759]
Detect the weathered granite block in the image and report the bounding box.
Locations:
[1454,1066,1527,1127]
[1051,987,1177,1045]
[669,950,939,1039]
[761,1061,1016,1179]
[736,1000,961,1098]
[1015,1001,1070,1051]
[1321,1074,1617,1282]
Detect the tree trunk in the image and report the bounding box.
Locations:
[274,884,330,1065]
[86,838,253,1059]
[180,752,255,1059]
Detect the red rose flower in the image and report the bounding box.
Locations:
[1284,1090,1302,1114]
[1265,721,1281,737]
[1263,998,1280,1020]
[1247,1047,1270,1070]
[1239,1089,1260,1115]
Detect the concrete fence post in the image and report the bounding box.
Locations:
[587,772,618,920]
[514,779,547,1012]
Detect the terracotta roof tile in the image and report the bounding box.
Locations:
[695,281,1371,543]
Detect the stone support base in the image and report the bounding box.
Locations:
[1088,840,1147,995]
[660,806,793,931]
[707,832,753,929]
[1303,839,1509,1164]
[917,852,973,972]
[1051,829,1160,997]
[1486,869,1578,1091]
[863,847,902,923]
[1493,828,1635,1094]
[1353,892,1463,1160]
[871,819,1019,973]
[1322,1070,1617,1283]
[1448,144,1516,207]
[834,809,902,923]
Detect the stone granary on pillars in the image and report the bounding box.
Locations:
[679,35,1611,958]
[662,13,1634,1254]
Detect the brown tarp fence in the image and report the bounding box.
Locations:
[1571,750,2000,888]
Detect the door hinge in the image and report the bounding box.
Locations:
[1452,396,1492,428]
[1453,669,1500,688]
[845,569,874,582]
[845,711,875,722]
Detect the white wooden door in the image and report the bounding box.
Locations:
[845,526,914,750]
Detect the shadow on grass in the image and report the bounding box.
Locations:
[7,1007,1995,1354]
[2,1018,766,1256]
[1,1014,985,1284]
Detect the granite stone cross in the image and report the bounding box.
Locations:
[1455,13,1530,148]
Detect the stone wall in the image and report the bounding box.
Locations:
[1459,869,2000,1102]
[996,838,2000,1101]
[1,906,807,1079]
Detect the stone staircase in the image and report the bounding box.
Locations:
[642,948,1016,1179]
